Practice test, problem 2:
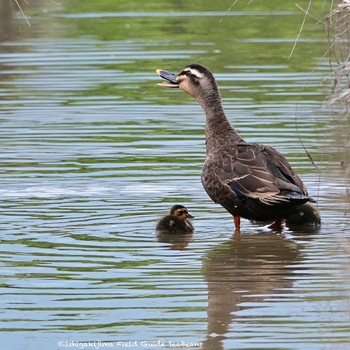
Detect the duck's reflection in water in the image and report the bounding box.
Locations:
[202,233,301,350]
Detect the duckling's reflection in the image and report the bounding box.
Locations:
[202,233,301,350]
[156,232,192,250]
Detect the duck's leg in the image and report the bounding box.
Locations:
[268,218,284,231]
[234,215,241,230]
[233,215,241,239]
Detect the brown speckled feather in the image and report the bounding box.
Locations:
[202,143,308,207]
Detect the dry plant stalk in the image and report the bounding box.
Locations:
[11,0,31,26]
[326,0,350,175]
[327,1,350,110]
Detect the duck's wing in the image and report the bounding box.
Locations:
[216,144,309,205]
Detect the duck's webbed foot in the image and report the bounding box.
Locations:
[268,218,284,231]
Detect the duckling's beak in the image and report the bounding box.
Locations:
[156,69,179,88]
[187,213,194,219]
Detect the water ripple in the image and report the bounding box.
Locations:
[0,4,349,350]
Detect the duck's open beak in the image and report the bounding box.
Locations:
[156,69,179,88]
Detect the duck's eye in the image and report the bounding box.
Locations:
[181,70,191,77]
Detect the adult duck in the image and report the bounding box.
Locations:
[156,64,316,230]
[156,204,194,234]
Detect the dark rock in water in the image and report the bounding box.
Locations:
[285,203,321,228]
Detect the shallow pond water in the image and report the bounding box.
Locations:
[0,1,349,349]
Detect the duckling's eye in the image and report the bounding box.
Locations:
[177,210,187,215]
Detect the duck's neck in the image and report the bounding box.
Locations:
[197,89,244,153]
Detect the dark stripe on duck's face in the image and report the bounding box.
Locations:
[178,68,202,86]
[182,68,203,79]
[175,209,194,219]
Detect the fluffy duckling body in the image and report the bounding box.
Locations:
[156,205,194,234]
[157,64,317,230]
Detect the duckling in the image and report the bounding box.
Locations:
[156,205,194,234]
[156,64,317,231]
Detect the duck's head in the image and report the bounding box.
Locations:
[156,64,217,99]
[169,204,194,220]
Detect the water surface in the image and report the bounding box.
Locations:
[0,1,349,349]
